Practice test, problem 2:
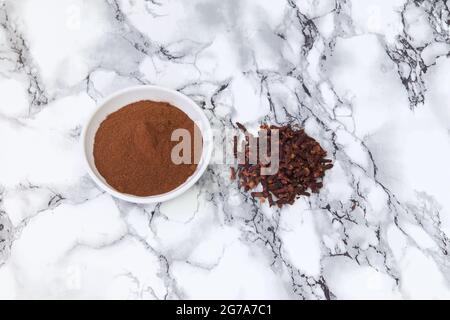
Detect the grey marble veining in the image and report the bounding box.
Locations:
[0,0,449,299]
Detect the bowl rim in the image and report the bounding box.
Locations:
[81,85,213,204]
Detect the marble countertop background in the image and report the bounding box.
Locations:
[0,0,450,300]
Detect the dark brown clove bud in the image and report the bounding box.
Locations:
[231,123,333,208]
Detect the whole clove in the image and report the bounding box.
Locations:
[232,123,333,208]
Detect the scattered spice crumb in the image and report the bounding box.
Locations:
[230,167,236,181]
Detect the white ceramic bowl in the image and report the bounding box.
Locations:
[81,85,213,203]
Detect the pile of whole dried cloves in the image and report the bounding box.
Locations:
[231,123,333,208]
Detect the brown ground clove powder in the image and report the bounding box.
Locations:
[94,100,201,197]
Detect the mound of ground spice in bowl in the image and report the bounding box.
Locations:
[94,100,201,197]
[231,123,333,208]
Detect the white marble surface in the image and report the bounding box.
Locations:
[0,0,450,300]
